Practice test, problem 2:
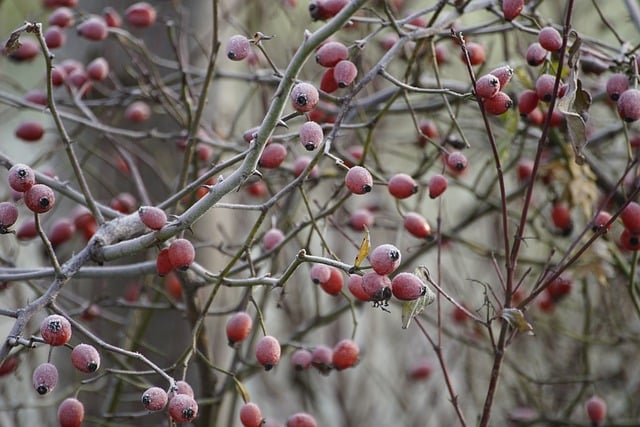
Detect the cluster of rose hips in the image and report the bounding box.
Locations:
[141,380,199,423]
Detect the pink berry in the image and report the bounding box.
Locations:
[518,90,539,116]
[620,228,640,251]
[345,166,373,195]
[169,380,195,400]
[103,7,123,28]
[407,358,434,380]
[24,90,47,106]
[349,208,374,231]
[290,82,319,113]
[347,274,370,301]
[462,42,485,66]
[125,101,151,122]
[331,339,359,370]
[44,26,66,49]
[315,41,348,67]
[240,402,263,427]
[48,218,75,247]
[86,57,109,81]
[417,119,439,146]
[446,151,468,172]
[592,211,612,232]
[291,349,313,371]
[17,219,37,240]
[535,74,557,102]
[391,272,427,301]
[0,202,19,232]
[320,267,343,296]
[286,412,317,427]
[516,159,534,182]
[606,73,629,102]
[361,271,392,303]
[226,311,253,345]
[263,227,285,251]
[77,16,109,41]
[125,2,157,28]
[621,201,640,232]
[259,143,287,169]
[585,395,607,424]
[227,35,251,61]
[293,156,319,178]
[299,121,324,151]
[255,335,281,371]
[40,314,72,346]
[319,67,339,93]
[15,120,44,142]
[309,0,348,20]
[310,263,331,284]
[502,0,524,20]
[311,345,333,374]
[156,248,174,276]
[142,386,168,411]
[388,173,418,199]
[483,91,513,115]
[9,163,36,192]
[48,7,74,28]
[428,174,448,198]
[333,59,358,87]
[475,74,500,99]
[526,42,547,66]
[403,212,431,238]
[8,38,39,61]
[551,202,573,235]
[32,362,58,395]
[168,393,198,422]
[138,206,167,230]
[58,398,84,427]
[168,238,195,270]
[618,89,640,122]
[71,343,101,373]
[369,244,401,275]
[538,26,563,52]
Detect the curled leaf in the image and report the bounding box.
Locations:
[353,227,370,269]
[500,308,534,335]
[401,266,436,329]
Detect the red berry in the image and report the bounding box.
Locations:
[417,119,439,146]
[428,174,448,198]
[24,90,47,106]
[462,42,485,66]
[226,311,253,345]
[320,267,343,295]
[391,272,427,301]
[293,156,319,178]
[164,272,183,300]
[361,271,392,303]
[15,120,44,142]
[333,59,358,87]
[592,211,612,232]
[168,238,195,270]
[345,166,373,194]
[518,90,539,116]
[138,206,167,230]
[535,74,557,102]
[298,121,324,151]
[606,73,629,102]
[142,386,168,411]
[48,7,74,28]
[319,67,339,93]
[446,151,468,172]
[44,26,66,49]
[0,202,19,232]
[255,335,281,371]
[311,345,333,374]
[32,362,58,395]
[369,244,401,275]
[407,358,433,380]
[263,227,285,250]
[619,228,640,250]
[0,356,20,377]
[17,219,38,240]
[259,143,287,169]
[71,343,101,373]
[309,0,347,20]
[226,35,251,61]
[52,67,67,86]
[526,42,547,66]
[290,82,319,113]
[110,192,137,213]
[47,218,75,247]
[125,101,151,122]
[483,91,513,115]
[516,159,534,182]
[475,74,500,99]
[617,89,640,122]
[291,349,312,371]
[349,208,374,231]
[168,393,198,422]
[8,38,39,61]
[310,263,331,284]
[403,212,431,238]
[546,275,572,301]
[286,412,318,427]
[125,2,157,28]
[58,398,84,427]
[551,202,573,235]
[388,173,418,199]
[315,41,348,67]
[538,26,562,52]
[240,402,263,427]
[502,0,524,20]
[77,16,109,41]
[40,314,72,346]
[586,395,607,424]
[86,57,109,81]
[347,274,370,301]
[156,248,174,276]
[169,380,195,399]
[621,201,640,232]
[331,339,359,370]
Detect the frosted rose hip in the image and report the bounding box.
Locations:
[168,393,198,422]
[226,311,253,345]
[345,166,373,194]
[369,244,401,275]
[71,343,101,373]
[142,386,168,411]
[40,314,72,346]
[332,339,359,369]
[58,398,84,427]
[391,272,427,301]
[255,335,281,370]
[32,362,58,395]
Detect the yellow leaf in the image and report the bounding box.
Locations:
[500,308,534,335]
[353,227,370,268]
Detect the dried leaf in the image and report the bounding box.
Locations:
[401,266,436,329]
[353,227,370,268]
[501,308,534,335]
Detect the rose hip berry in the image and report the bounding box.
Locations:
[263,227,285,250]
[290,82,319,113]
[475,74,500,99]
[255,335,281,371]
[586,395,607,424]
[240,402,263,427]
[168,393,198,422]
[286,412,318,427]
[331,338,359,370]
[518,90,539,116]
[0,202,19,233]
[138,206,167,230]
[168,238,195,270]
[77,16,109,41]
[462,42,485,66]
[361,271,392,303]
[142,386,168,411]
[428,174,448,198]
[345,166,373,194]
[311,345,333,374]
[617,89,640,122]
[538,26,563,52]
[48,219,75,247]
[388,173,418,199]
[417,119,439,146]
[551,202,573,235]
[8,163,36,192]
[291,348,313,370]
[446,151,468,172]
[156,248,173,276]
[606,73,629,102]
[58,398,84,427]
[403,212,431,238]
[347,274,370,301]
[71,343,101,373]
[621,201,640,232]
[620,228,640,251]
[226,35,251,61]
[25,184,55,214]
[48,7,74,28]
[15,120,44,142]
[483,91,513,115]
[333,59,358,87]
[592,211,613,232]
[369,244,401,275]
[86,57,110,81]
[535,74,557,102]
[125,2,157,28]
[169,380,195,400]
[315,41,348,67]
[502,0,524,21]
[310,263,331,284]
[299,121,324,151]
[526,42,547,66]
[309,0,348,21]
[320,267,343,295]
[259,143,288,168]
[32,362,58,395]
[349,208,374,231]
[226,311,253,346]
[320,68,339,93]
[391,272,427,301]
[125,101,151,122]
[40,314,72,346]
